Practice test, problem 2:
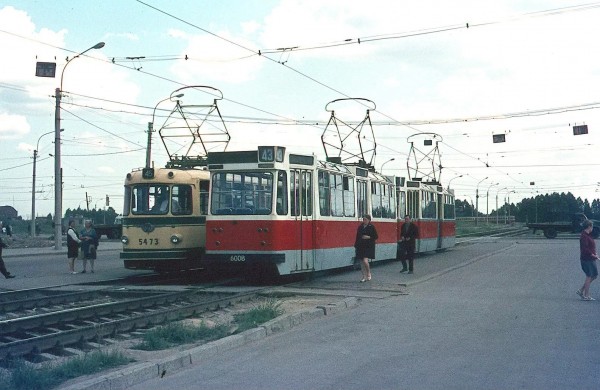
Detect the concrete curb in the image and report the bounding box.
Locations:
[60,296,360,390]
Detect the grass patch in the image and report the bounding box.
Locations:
[135,321,229,351]
[0,350,131,390]
[233,299,284,333]
[134,299,285,351]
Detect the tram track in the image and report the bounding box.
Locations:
[0,285,260,361]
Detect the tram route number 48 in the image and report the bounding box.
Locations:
[139,238,159,245]
[230,255,246,262]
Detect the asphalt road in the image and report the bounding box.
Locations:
[126,238,600,390]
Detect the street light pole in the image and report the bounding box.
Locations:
[146,93,184,168]
[54,42,105,250]
[496,187,507,224]
[447,174,463,189]
[475,177,488,225]
[379,158,395,173]
[31,130,55,237]
[486,182,498,223]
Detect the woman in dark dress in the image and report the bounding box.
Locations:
[66,219,81,274]
[354,214,378,282]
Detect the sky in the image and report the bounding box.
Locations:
[2,0,600,219]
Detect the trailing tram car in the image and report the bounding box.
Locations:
[120,166,209,272]
[203,146,455,277]
[400,179,456,252]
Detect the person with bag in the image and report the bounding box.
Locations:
[80,220,98,273]
[577,219,598,301]
[354,214,378,282]
[0,222,15,279]
[398,214,419,274]
[66,220,81,274]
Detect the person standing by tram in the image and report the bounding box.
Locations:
[80,220,98,273]
[577,220,598,301]
[355,214,378,282]
[0,221,15,279]
[398,214,419,274]
[66,219,81,274]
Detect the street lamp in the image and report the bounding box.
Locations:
[54,41,105,250]
[447,174,463,189]
[475,177,488,225]
[486,182,498,222]
[379,158,395,173]
[146,93,184,168]
[495,187,508,224]
[31,130,60,237]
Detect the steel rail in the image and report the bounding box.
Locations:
[0,289,257,360]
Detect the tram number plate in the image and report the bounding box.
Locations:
[138,238,159,246]
[229,255,246,262]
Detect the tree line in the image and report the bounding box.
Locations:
[456,192,600,222]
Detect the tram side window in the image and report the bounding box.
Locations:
[357,180,368,218]
[290,171,312,217]
[386,184,396,219]
[421,190,437,219]
[123,186,131,216]
[302,171,313,216]
[132,185,170,215]
[406,190,419,219]
[397,190,406,218]
[318,171,331,216]
[371,182,382,218]
[211,172,273,215]
[443,194,455,219]
[199,180,209,215]
[276,171,288,215]
[172,185,192,215]
[343,176,355,217]
[331,174,344,217]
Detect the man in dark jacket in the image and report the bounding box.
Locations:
[398,215,418,274]
[0,222,15,279]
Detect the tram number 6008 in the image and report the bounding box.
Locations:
[229,255,246,262]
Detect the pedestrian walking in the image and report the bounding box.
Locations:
[66,220,81,274]
[0,222,15,279]
[80,220,98,273]
[577,219,598,301]
[398,214,419,274]
[354,214,378,282]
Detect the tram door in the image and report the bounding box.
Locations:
[290,169,314,271]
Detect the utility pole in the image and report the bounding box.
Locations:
[31,148,37,237]
[86,192,90,211]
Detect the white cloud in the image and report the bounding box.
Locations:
[0,113,30,139]
[17,142,34,153]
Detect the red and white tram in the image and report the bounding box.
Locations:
[204,146,455,277]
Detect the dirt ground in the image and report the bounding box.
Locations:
[2,235,55,249]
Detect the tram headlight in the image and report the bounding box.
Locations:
[170,234,182,244]
[121,236,129,245]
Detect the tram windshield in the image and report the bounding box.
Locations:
[128,184,194,215]
[129,185,170,215]
[211,172,273,215]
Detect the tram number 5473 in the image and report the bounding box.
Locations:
[229,255,246,262]
[139,238,159,245]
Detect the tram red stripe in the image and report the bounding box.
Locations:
[206,219,455,251]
